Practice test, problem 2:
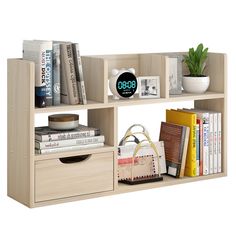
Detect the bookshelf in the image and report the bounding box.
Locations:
[7,52,227,207]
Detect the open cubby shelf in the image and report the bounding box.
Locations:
[7,52,227,207]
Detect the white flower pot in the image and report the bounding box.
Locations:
[182,76,210,94]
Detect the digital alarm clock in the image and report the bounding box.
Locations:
[109,68,138,99]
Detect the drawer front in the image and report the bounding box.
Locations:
[35,152,114,202]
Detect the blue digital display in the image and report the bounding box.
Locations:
[116,72,137,98]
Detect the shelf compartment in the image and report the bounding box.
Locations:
[35,151,114,202]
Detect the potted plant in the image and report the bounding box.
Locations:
[182,43,209,93]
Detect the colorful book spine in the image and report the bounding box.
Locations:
[52,43,61,105]
[72,43,87,104]
[35,135,105,149]
[196,123,200,176]
[60,43,79,104]
[202,122,209,175]
[35,143,104,154]
[208,113,214,174]
[197,118,203,175]
[217,112,222,172]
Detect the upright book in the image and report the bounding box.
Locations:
[60,43,79,104]
[159,122,190,178]
[72,43,87,104]
[52,42,61,105]
[166,109,197,177]
[23,40,53,107]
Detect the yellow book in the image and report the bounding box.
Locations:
[166,109,196,176]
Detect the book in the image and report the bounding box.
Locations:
[23,40,53,107]
[35,135,105,150]
[35,124,100,142]
[197,118,203,175]
[196,122,200,176]
[52,42,61,105]
[190,109,210,175]
[72,43,87,104]
[159,122,190,178]
[60,43,79,104]
[217,112,222,173]
[166,109,197,177]
[35,142,104,154]
[118,141,166,181]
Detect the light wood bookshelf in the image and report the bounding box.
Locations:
[7,52,227,207]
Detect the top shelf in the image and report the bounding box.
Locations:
[34,91,225,114]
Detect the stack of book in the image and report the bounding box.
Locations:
[162,108,222,177]
[35,124,105,154]
[23,40,87,108]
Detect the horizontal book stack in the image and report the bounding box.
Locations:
[35,124,104,154]
[23,40,87,108]
[165,109,222,177]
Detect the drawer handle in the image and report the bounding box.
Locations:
[59,155,91,164]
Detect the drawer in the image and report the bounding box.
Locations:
[35,152,114,202]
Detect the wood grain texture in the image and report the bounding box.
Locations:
[35,152,114,202]
[7,59,35,207]
[88,108,115,146]
[82,56,107,103]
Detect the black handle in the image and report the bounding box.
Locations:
[59,154,91,164]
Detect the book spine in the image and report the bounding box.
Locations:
[60,43,79,104]
[209,114,214,174]
[203,123,209,175]
[72,43,87,104]
[36,129,100,142]
[35,143,104,154]
[23,41,47,108]
[191,122,197,176]
[35,135,105,149]
[217,113,222,173]
[45,47,53,106]
[52,43,61,105]
[196,123,200,176]
[213,113,218,173]
[197,118,203,176]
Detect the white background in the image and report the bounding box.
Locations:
[0,0,236,235]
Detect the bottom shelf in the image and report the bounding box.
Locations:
[116,173,226,194]
[33,172,226,207]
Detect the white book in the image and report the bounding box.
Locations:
[217,113,222,172]
[213,113,218,173]
[35,142,104,154]
[35,135,105,149]
[208,113,214,174]
[23,40,53,107]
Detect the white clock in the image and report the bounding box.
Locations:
[109,68,137,99]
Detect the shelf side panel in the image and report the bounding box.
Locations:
[7,59,35,207]
[194,98,227,175]
[88,108,115,146]
[205,53,226,93]
[82,56,107,103]
[139,54,169,98]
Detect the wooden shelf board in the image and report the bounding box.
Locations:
[34,100,113,114]
[116,172,226,194]
[108,91,224,107]
[34,145,115,161]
